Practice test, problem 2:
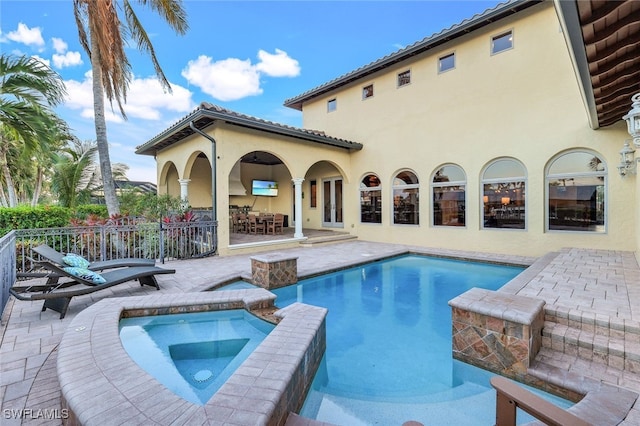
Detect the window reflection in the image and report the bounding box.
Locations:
[360,174,382,223]
[547,151,606,232]
[482,159,526,229]
[492,30,513,54]
[393,171,419,225]
[432,165,466,227]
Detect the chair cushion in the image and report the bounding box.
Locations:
[63,267,106,284]
[62,253,91,268]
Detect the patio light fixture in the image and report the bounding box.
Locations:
[618,93,640,177]
[618,141,636,177]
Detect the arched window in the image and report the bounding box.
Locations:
[360,174,382,223]
[393,171,419,225]
[546,150,606,232]
[482,158,526,229]
[432,164,466,227]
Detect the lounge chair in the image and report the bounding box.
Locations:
[10,260,175,319]
[32,244,155,271]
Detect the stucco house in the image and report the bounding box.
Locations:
[135,0,640,257]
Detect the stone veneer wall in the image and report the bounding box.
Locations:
[448,288,545,380]
[57,290,326,426]
[251,253,298,289]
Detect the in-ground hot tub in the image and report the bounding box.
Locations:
[57,289,326,425]
[119,309,275,405]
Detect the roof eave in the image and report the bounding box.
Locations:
[135,106,362,156]
[553,0,599,129]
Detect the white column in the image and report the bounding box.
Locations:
[178,178,191,209]
[292,177,304,238]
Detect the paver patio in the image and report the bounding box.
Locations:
[1,241,639,425]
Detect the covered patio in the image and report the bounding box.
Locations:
[135,103,362,256]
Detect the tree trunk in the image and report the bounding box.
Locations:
[0,146,17,207]
[31,166,44,206]
[0,178,8,207]
[90,35,120,216]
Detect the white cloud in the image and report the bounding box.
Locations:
[51,37,67,53]
[64,70,194,123]
[52,51,83,68]
[6,23,45,47]
[31,55,50,67]
[182,55,262,102]
[181,49,301,102]
[256,49,300,77]
[50,37,83,68]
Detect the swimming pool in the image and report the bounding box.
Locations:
[264,254,571,425]
[119,309,275,405]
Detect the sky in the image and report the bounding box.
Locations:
[1,0,501,183]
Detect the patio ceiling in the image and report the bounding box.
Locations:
[556,0,640,128]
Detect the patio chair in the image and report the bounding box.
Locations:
[10,260,175,319]
[231,213,248,233]
[248,214,266,235]
[32,244,155,272]
[267,213,284,235]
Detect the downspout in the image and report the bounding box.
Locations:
[189,121,218,252]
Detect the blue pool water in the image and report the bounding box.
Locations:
[264,254,572,425]
[119,309,274,405]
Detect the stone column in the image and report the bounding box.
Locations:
[448,288,545,379]
[292,177,304,238]
[178,178,191,209]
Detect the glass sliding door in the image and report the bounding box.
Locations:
[323,177,343,227]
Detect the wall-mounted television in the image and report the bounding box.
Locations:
[251,180,278,197]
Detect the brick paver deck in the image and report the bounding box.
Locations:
[1,241,639,425]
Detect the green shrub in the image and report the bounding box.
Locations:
[119,193,182,221]
[0,206,72,236]
[75,204,108,220]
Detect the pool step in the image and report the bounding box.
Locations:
[299,381,496,426]
[299,233,357,247]
[541,321,640,374]
[527,348,640,426]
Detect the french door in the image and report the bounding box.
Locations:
[322,177,343,227]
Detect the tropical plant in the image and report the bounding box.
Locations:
[0,54,70,207]
[119,192,182,220]
[72,0,188,216]
[51,139,128,209]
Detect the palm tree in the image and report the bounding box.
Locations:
[52,139,128,209]
[0,54,67,150]
[0,54,69,207]
[72,0,188,216]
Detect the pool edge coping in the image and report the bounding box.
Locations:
[57,289,327,425]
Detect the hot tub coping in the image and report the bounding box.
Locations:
[57,289,327,425]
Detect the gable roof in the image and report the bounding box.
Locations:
[135,102,362,156]
[283,0,542,111]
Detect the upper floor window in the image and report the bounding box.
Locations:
[439,53,455,73]
[327,98,337,112]
[360,174,382,224]
[491,30,513,54]
[546,150,606,233]
[397,70,411,87]
[482,158,526,230]
[363,84,374,100]
[393,170,419,225]
[432,164,465,227]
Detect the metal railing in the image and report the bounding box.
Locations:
[13,220,218,275]
[0,231,16,314]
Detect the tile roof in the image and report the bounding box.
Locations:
[135,102,362,156]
